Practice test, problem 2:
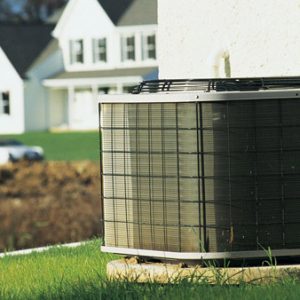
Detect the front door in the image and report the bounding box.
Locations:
[73,89,97,129]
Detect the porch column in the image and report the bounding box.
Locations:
[92,85,99,120]
[67,86,75,129]
[116,82,123,94]
[92,85,98,102]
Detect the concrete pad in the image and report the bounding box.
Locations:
[107,258,300,284]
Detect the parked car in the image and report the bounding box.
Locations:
[0,149,10,164]
[0,140,44,163]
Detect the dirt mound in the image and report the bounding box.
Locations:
[0,161,101,251]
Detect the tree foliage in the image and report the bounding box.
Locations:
[0,0,68,22]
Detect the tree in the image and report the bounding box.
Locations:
[23,0,68,22]
[0,0,68,23]
[0,0,18,21]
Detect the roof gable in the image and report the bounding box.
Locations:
[0,23,54,78]
[53,0,115,38]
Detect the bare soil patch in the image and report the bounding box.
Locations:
[0,161,101,251]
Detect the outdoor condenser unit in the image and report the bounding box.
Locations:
[99,77,300,261]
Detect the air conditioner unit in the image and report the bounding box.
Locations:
[99,77,300,261]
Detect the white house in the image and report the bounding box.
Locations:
[0,0,157,133]
[158,0,300,79]
[0,24,54,134]
[0,46,24,135]
[30,0,158,131]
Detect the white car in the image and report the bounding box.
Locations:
[0,140,44,163]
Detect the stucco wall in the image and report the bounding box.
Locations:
[158,0,300,78]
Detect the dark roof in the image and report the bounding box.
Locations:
[99,0,157,25]
[0,23,54,77]
[29,39,59,70]
[47,67,158,80]
[98,0,134,25]
[117,0,157,26]
[46,0,157,26]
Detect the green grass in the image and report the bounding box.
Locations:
[0,131,100,161]
[0,240,116,300]
[1,240,300,300]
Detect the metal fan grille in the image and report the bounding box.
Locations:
[131,77,300,94]
[100,99,300,253]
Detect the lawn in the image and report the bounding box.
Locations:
[1,240,300,300]
[0,131,100,161]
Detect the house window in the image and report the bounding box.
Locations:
[0,92,10,115]
[93,38,107,63]
[142,34,156,60]
[70,39,84,64]
[121,36,135,62]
